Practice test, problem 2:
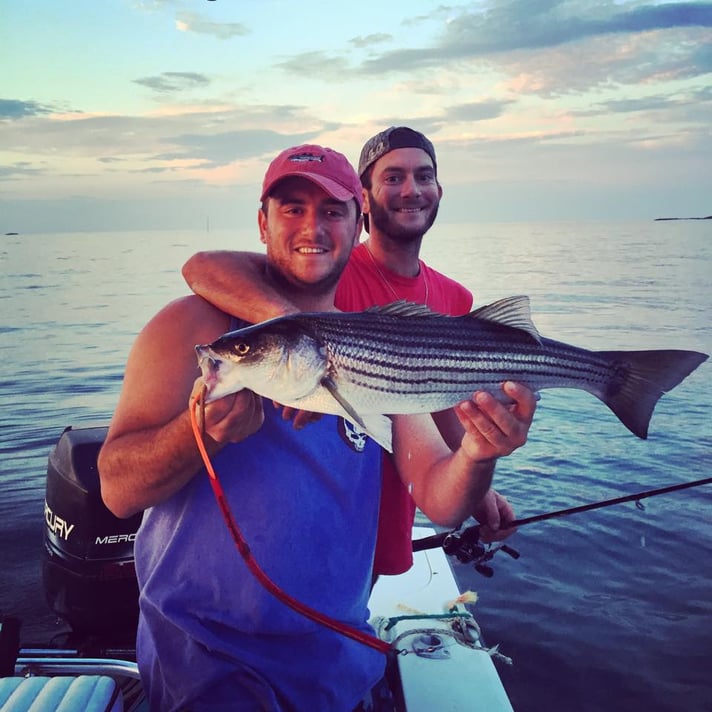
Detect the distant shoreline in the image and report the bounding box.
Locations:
[654,216,711,221]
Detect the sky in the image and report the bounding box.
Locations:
[1,0,711,233]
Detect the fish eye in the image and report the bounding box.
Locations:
[233,343,250,356]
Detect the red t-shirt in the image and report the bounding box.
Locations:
[335,243,473,574]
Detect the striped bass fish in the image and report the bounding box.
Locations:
[195,296,708,452]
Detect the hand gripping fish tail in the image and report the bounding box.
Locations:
[592,348,708,439]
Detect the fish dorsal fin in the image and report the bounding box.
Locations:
[470,296,541,343]
[365,300,440,318]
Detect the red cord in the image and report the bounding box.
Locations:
[189,393,391,655]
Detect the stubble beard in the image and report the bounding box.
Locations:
[367,193,440,244]
[266,251,348,298]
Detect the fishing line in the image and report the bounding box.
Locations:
[189,390,391,655]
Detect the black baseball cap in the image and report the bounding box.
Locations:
[358,126,437,179]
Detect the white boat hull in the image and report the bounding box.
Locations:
[368,527,513,712]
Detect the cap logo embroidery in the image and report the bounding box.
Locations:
[288,153,324,163]
[364,140,386,167]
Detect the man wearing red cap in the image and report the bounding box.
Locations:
[184,128,534,579]
[99,144,535,711]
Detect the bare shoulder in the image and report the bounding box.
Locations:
[140,294,230,345]
[106,295,230,439]
[127,294,230,389]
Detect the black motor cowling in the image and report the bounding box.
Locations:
[42,425,142,638]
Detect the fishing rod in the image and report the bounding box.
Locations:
[413,476,712,576]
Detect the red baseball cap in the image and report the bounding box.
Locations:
[260,145,363,210]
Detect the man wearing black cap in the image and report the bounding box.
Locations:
[333,127,529,578]
[183,128,536,578]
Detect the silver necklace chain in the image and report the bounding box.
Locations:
[364,244,429,306]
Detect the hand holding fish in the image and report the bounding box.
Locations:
[190,378,264,445]
[273,403,323,430]
[454,381,536,463]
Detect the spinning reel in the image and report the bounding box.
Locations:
[441,525,520,577]
[412,523,520,577]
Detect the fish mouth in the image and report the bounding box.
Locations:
[195,345,220,392]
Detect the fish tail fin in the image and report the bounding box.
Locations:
[594,349,708,439]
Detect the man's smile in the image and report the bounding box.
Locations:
[296,246,328,254]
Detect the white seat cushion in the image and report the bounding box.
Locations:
[0,675,122,712]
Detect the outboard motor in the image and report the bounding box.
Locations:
[42,425,142,639]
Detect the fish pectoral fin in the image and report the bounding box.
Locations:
[320,376,368,430]
[320,376,394,452]
[469,295,542,343]
[357,414,393,453]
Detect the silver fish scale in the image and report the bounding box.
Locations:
[302,312,616,406]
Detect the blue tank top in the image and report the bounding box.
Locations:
[135,404,384,711]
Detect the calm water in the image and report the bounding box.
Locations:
[1,221,710,711]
